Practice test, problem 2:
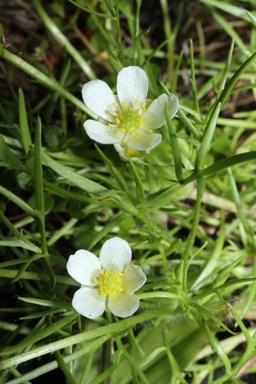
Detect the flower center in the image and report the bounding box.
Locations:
[109,101,146,133]
[94,269,123,298]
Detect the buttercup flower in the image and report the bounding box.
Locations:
[67,237,146,319]
[82,66,179,154]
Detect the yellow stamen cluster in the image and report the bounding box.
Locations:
[94,269,123,298]
[125,148,141,158]
[109,101,146,133]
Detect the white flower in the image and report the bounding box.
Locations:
[82,66,179,153]
[67,237,146,319]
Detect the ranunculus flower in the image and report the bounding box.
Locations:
[67,237,146,319]
[82,66,178,155]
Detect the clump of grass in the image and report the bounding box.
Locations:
[0,1,256,383]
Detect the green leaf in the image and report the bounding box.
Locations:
[202,318,232,374]
[0,239,41,253]
[18,296,70,309]
[164,103,183,182]
[140,151,256,209]
[127,157,145,202]
[0,185,35,217]
[200,0,251,22]
[0,134,26,172]
[0,206,39,252]
[177,108,201,141]
[245,9,256,28]
[42,152,108,195]
[192,151,256,180]
[34,117,45,213]
[195,102,221,171]
[18,88,32,155]
[201,3,247,53]
[0,308,171,367]
[1,313,78,357]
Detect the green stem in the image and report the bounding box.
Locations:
[182,177,205,294]
[104,0,116,16]
[54,350,78,384]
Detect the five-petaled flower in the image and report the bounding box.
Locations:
[67,237,146,319]
[82,66,179,156]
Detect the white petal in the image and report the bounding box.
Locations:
[127,132,162,151]
[117,66,148,106]
[72,287,105,319]
[84,120,124,144]
[166,94,179,118]
[108,293,139,317]
[122,264,146,293]
[100,237,132,272]
[82,80,116,120]
[67,250,101,286]
[113,144,126,158]
[143,94,179,129]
